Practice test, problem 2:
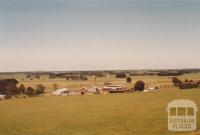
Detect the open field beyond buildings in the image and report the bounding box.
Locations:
[0,73,200,92]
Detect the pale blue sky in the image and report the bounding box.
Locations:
[0,0,200,71]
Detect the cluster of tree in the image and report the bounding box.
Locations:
[172,77,200,89]
[0,79,45,98]
[130,72,157,76]
[26,74,40,79]
[23,84,45,96]
[49,73,88,80]
[157,71,184,76]
[115,73,127,78]
[0,79,19,95]
[65,75,88,80]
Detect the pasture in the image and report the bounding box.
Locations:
[0,73,200,135]
[0,89,200,135]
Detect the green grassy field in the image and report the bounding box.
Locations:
[0,73,200,135]
[0,89,200,135]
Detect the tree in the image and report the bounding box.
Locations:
[0,79,18,95]
[52,83,58,91]
[18,84,26,94]
[126,77,132,83]
[172,77,182,87]
[35,84,45,95]
[25,87,35,96]
[134,80,145,91]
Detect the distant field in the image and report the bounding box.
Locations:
[0,89,200,135]
[0,73,200,92]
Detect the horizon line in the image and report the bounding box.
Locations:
[0,67,200,74]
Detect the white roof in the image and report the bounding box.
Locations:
[55,88,68,92]
[52,88,69,95]
[104,85,124,88]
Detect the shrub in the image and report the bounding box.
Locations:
[134,81,145,91]
[25,87,35,96]
[35,84,45,95]
[52,83,58,91]
[126,77,132,83]
[18,84,26,94]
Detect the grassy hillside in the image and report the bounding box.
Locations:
[0,89,200,135]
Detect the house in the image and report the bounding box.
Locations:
[103,85,127,93]
[52,88,69,96]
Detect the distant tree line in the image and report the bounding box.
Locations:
[115,73,127,78]
[130,72,157,76]
[157,71,184,76]
[49,73,88,80]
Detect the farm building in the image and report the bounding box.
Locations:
[103,85,127,93]
[80,86,102,94]
[52,88,69,96]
